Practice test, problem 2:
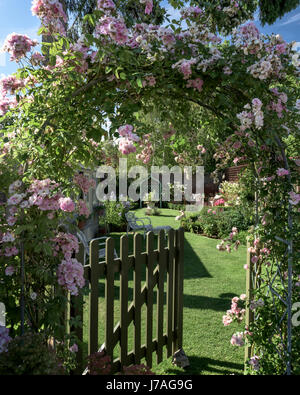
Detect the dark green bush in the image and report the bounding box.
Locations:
[181,206,253,242]
[167,202,186,210]
[104,201,134,232]
[0,332,66,375]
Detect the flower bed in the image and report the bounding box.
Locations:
[181,206,253,244]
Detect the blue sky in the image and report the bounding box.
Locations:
[1,0,300,77]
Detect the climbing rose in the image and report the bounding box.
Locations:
[249,355,260,371]
[53,232,79,260]
[276,168,290,177]
[5,266,15,276]
[118,138,137,155]
[1,33,37,62]
[74,174,96,195]
[59,197,75,212]
[78,200,90,218]
[69,343,78,353]
[230,332,244,346]
[57,258,85,296]
[289,191,300,206]
[140,0,153,15]
[0,75,25,95]
[97,0,116,11]
[95,16,128,45]
[31,0,68,22]
[186,78,204,92]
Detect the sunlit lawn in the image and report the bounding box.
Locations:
[82,208,246,375]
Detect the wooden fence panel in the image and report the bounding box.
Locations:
[67,227,185,374]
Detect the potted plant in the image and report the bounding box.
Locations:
[144,192,157,215]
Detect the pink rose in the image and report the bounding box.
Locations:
[59,197,75,212]
[5,266,15,276]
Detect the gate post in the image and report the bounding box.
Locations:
[244,240,254,370]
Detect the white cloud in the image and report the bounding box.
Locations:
[280,12,300,26]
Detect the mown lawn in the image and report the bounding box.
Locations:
[82,208,247,375]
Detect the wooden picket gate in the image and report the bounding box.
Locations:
[70,228,184,374]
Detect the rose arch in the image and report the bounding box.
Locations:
[0,0,299,374]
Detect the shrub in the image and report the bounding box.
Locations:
[122,364,155,375]
[216,207,252,238]
[181,207,253,242]
[219,181,240,206]
[86,351,111,375]
[86,352,154,375]
[0,332,66,375]
[104,200,134,231]
[167,202,186,210]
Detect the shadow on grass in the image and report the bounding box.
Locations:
[96,284,232,312]
[109,233,211,280]
[165,356,244,375]
[183,294,232,311]
[183,237,211,279]
[219,293,237,299]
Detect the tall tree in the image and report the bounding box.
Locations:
[192,0,300,26]
[258,0,300,25]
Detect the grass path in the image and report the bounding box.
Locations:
[83,208,247,375]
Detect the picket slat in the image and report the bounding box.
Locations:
[146,231,154,367]
[176,228,184,351]
[157,230,166,364]
[120,235,129,367]
[133,233,143,364]
[166,229,175,358]
[89,239,99,355]
[105,237,115,360]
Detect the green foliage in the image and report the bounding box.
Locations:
[166,202,186,210]
[104,200,133,231]
[259,0,300,26]
[219,181,240,206]
[0,333,67,375]
[181,206,253,241]
[65,0,166,40]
